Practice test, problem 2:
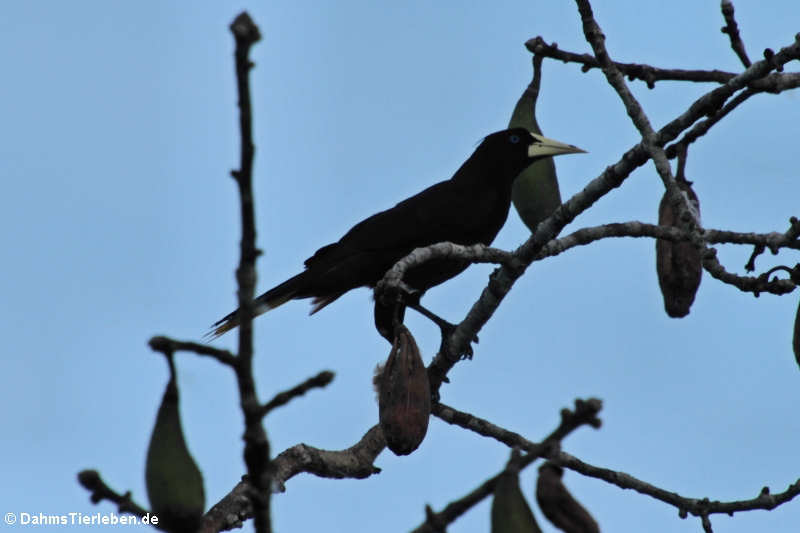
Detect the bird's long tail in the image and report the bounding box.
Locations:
[207,271,309,338]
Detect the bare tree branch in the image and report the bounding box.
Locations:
[198,426,385,532]
[379,221,800,289]
[703,249,796,296]
[433,403,540,451]
[148,336,237,368]
[720,0,752,67]
[258,371,335,419]
[76,470,151,522]
[540,221,799,296]
[574,0,694,219]
[702,513,714,533]
[536,222,800,261]
[377,221,799,311]
[199,481,252,533]
[271,424,385,488]
[525,36,800,91]
[413,399,602,533]
[664,87,755,158]
[378,243,520,299]
[550,450,800,523]
[526,36,735,88]
[433,399,602,452]
[228,12,272,533]
[765,225,800,276]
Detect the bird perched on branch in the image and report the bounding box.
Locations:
[211,127,584,342]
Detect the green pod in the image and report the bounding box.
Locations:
[145,359,205,533]
[509,59,562,232]
[793,298,800,369]
[491,463,542,533]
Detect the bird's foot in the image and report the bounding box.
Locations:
[407,301,478,359]
[436,320,479,360]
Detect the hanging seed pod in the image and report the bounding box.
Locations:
[491,454,542,533]
[509,56,563,232]
[793,298,800,369]
[656,178,702,317]
[536,462,599,533]
[375,324,430,455]
[145,356,205,533]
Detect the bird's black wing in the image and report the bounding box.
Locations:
[305,178,502,270]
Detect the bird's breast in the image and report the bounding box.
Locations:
[453,183,513,246]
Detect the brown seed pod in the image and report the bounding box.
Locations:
[536,462,599,533]
[376,324,431,455]
[656,179,702,317]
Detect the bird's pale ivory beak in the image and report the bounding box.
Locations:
[528,132,587,157]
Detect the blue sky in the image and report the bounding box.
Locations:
[1,2,799,532]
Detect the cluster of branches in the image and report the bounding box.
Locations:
[78,2,800,532]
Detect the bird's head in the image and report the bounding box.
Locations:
[473,127,585,180]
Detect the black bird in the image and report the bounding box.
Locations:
[211,128,584,340]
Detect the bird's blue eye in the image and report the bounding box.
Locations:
[509,134,520,144]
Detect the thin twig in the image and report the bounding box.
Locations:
[745,244,766,272]
[76,470,151,521]
[433,403,539,451]
[703,248,795,296]
[525,36,800,91]
[526,36,736,88]
[721,0,751,67]
[787,217,800,242]
[665,88,756,159]
[433,399,602,452]
[551,450,800,521]
[148,336,237,367]
[702,513,714,533]
[575,0,686,210]
[258,371,335,418]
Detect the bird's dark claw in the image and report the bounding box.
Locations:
[436,320,478,360]
[406,301,478,359]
